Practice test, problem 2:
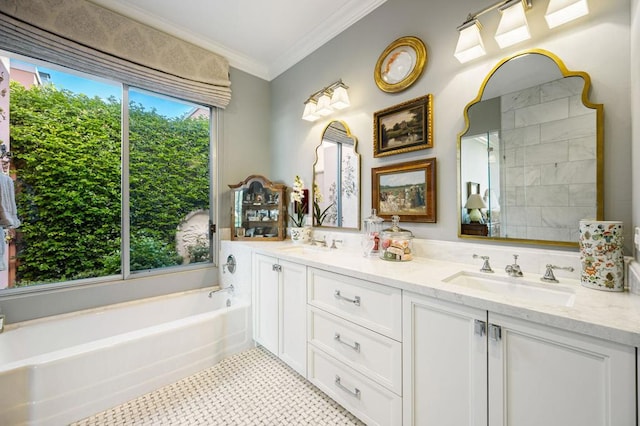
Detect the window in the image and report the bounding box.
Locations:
[0,54,215,291]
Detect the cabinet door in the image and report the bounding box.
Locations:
[252,253,279,354]
[488,313,636,426]
[279,259,307,377]
[403,293,487,426]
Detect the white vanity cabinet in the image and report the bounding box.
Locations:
[403,292,636,426]
[307,267,403,426]
[252,253,307,377]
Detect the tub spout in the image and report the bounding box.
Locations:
[208,284,234,298]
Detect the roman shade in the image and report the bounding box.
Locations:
[0,0,232,108]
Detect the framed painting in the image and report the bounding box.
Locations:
[372,158,437,223]
[373,94,433,157]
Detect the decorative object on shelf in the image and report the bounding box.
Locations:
[301,80,350,122]
[579,220,624,292]
[290,226,312,244]
[312,182,333,226]
[229,175,286,241]
[373,94,433,157]
[374,36,427,93]
[464,194,486,223]
[454,0,590,63]
[361,208,384,257]
[379,215,414,262]
[371,158,437,223]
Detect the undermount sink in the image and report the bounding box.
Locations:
[277,245,331,255]
[443,271,576,307]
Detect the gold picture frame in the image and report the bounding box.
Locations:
[374,36,427,93]
[373,94,433,157]
[372,158,437,223]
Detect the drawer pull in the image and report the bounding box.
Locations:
[334,332,361,352]
[335,375,361,399]
[334,290,361,306]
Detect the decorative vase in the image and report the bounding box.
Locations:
[290,227,311,244]
[579,220,624,292]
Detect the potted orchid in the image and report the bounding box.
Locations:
[313,182,334,226]
[290,175,311,243]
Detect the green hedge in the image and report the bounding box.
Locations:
[9,82,210,284]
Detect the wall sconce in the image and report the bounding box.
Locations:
[545,0,589,29]
[301,80,350,122]
[454,0,589,63]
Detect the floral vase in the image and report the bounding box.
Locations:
[579,220,624,291]
[290,227,311,244]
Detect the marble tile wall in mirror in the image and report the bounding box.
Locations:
[458,49,603,247]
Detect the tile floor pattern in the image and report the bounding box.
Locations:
[72,347,365,425]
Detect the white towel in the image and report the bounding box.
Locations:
[0,173,20,228]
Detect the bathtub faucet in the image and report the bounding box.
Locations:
[208,284,234,298]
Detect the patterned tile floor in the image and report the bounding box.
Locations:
[72,347,365,425]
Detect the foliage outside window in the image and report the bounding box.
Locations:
[3,57,213,290]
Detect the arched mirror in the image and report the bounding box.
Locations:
[458,49,603,247]
[313,120,360,229]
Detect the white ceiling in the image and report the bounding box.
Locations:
[89,0,387,81]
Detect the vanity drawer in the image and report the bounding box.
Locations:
[307,268,402,340]
[308,307,402,395]
[308,346,402,426]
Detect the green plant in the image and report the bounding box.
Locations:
[290,175,306,227]
[312,182,333,226]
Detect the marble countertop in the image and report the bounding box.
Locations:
[234,240,640,347]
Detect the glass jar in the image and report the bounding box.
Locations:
[362,209,384,257]
[379,215,414,261]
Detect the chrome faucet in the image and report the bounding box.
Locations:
[472,254,494,273]
[208,283,234,298]
[541,264,575,283]
[505,254,523,277]
[311,236,327,247]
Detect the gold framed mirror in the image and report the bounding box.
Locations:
[458,49,603,247]
[312,120,361,230]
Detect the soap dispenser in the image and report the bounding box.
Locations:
[362,209,383,257]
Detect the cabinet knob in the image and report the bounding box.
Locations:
[272,264,282,272]
[335,375,361,399]
[474,319,486,336]
[334,290,361,306]
[334,332,361,352]
[489,324,502,341]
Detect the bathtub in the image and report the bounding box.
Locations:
[0,287,252,426]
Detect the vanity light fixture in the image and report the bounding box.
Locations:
[301,80,350,122]
[455,0,590,63]
[545,0,589,28]
[495,0,532,48]
[454,19,486,63]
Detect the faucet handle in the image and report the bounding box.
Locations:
[473,254,494,273]
[541,264,575,283]
[512,254,519,264]
[330,239,343,249]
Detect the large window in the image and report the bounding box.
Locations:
[0,55,214,291]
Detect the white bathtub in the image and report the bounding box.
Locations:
[0,287,252,426]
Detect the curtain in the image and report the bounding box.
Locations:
[0,0,231,108]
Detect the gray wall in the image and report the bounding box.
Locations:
[632,0,640,260]
[219,68,272,233]
[269,0,633,251]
